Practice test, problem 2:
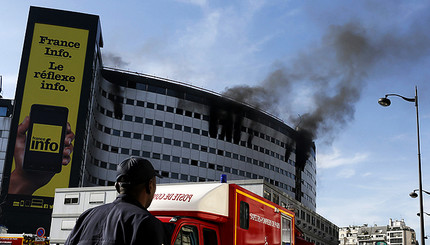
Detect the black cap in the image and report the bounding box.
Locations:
[116,157,162,185]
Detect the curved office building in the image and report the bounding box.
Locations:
[84,67,317,211]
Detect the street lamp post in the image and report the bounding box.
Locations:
[410,189,430,198]
[378,86,425,245]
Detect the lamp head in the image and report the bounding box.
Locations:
[378,97,391,107]
[410,191,418,198]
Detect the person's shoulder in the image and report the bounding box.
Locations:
[114,199,149,215]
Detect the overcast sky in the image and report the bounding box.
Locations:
[1,0,430,239]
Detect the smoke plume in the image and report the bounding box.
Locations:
[223,21,430,142]
[102,52,130,68]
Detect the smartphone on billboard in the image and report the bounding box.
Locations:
[22,104,69,173]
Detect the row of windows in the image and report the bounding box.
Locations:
[92,132,297,181]
[299,210,336,236]
[93,140,295,191]
[95,103,294,164]
[90,137,297,193]
[92,113,317,196]
[98,87,307,161]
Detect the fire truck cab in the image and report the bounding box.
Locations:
[149,182,298,245]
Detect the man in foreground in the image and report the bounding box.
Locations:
[65,157,167,245]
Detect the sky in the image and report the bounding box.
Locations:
[1,0,430,239]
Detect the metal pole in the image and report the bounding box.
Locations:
[415,85,425,245]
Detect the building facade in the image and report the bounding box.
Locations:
[0,99,13,185]
[83,67,317,210]
[339,219,417,245]
[235,179,339,245]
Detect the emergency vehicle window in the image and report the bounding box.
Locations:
[174,225,199,245]
[281,216,292,245]
[239,201,249,229]
[203,228,218,245]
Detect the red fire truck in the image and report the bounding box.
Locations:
[149,182,313,245]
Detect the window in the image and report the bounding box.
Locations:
[134,117,143,123]
[157,104,165,111]
[64,194,79,204]
[176,108,183,115]
[203,228,218,245]
[174,225,199,245]
[155,120,163,126]
[148,85,166,95]
[166,106,174,113]
[89,192,105,204]
[263,190,271,201]
[240,201,249,229]
[124,115,133,121]
[109,163,117,170]
[181,174,189,181]
[61,220,76,230]
[172,156,180,163]
[273,193,279,204]
[145,118,153,125]
[281,215,292,245]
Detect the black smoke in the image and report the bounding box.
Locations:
[223,21,430,157]
[102,52,131,119]
[222,21,430,200]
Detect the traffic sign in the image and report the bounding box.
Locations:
[36,227,45,237]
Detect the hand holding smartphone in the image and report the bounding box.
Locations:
[8,104,75,195]
[23,104,69,173]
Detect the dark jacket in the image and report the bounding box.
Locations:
[65,194,167,245]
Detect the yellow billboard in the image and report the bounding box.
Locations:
[1,6,102,234]
[8,23,89,197]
